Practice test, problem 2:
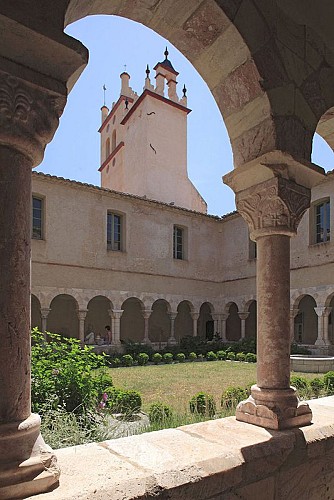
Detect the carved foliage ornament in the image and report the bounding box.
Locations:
[237,177,310,237]
[0,72,66,164]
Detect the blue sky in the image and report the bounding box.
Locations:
[37,15,333,216]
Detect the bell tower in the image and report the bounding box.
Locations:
[99,49,207,214]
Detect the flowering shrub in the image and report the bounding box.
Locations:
[31,329,111,414]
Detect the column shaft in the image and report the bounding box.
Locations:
[0,148,31,423]
[257,234,291,389]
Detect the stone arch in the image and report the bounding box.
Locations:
[47,294,79,338]
[31,294,42,330]
[85,295,112,340]
[149,299,171,344]
[64,2,315,168]
[121,297,145,342]
[293,294,318,345]
[226,302,241,341]
[245,300,257,339]
[198,302,214,340]
[175,300,193,342]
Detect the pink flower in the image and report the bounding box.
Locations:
[102,392,108,401]
[98,401,106,409]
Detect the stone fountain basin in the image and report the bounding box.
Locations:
[291,354,334,373]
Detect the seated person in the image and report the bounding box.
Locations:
[84,330,95,345]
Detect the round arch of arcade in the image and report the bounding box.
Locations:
[31,288,258,346]
[290,287,334,346]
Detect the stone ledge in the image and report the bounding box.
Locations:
[28,397,334,500]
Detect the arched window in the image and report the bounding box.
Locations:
[112,129,116,151]
[105,138,110,159]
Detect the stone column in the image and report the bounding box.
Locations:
[221,313,229,342]
[77,309,88,344]
[112,310,124,345]
[40,308,51,334]
[290,307,299,343]
[324,307,332,345]
[168,312,178,345]
[143,309,152,344]
[233,176,312,430]
[212,314,222,337]
[238,312,250,340]
[0,70,67,497]
[314,306,332,346]
[191,312,199,337]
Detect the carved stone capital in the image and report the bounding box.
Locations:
[0,71,66,166]
[236,177,310,240]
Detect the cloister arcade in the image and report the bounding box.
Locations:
[31,289,260,346]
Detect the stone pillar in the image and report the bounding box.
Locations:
[221,313,229,342]
[212,314,222,337]
[324,307,332,345]
[238,312,250,340]
[0,70,67,497]
[191,312,199,337]
[314,306,332,346]
[40,308,51,334]
[77,309,88,344]
[232,176,312,430]
[290,307,299,343]
[143,309,152,344]
[112,310,124,345]
[168,312,177,345]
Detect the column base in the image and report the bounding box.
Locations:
[0,414,60,499]
[235,385,312,430]
[167,337,177,346]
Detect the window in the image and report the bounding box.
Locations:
[32,196,43,239]
[107,212,122,251]
[249,238,257,259]
[106,138,110,159]
[315,199,330,243]
[173,226,184,260]
[112,129,116,151]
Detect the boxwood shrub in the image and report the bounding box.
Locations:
[175,352,186,363]
[189,392,216,417]
[137,352,149,366]
[152,352,163,365]
[149,402,173,423]
[163,352,174,364]
[206,351,217,361]
[188,351,197,361]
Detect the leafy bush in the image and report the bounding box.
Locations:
[236,352,246,362]
[290,375,309,392]
[137,353,149,366]
[221,387,247,409]
[31,329,108,414]
[149,402,173,424]
[188,352,197,362]
[175,352,186,363]
[290,343,311,355]
[310,377,325,396]
[121,354,134,367]
[152,352,163,365]
[110,357,121,368]
[217,350,227,360]
[163,352,174,364]
[198,354,204,362]
[107,388,142,414]
[122,339,154,358]
[189,392,216,417]
[245,353,257,363]
[227,352,235,361]
[324,371,334,395]
[206,351,217,361]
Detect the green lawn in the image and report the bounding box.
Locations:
[110,361,319,413]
